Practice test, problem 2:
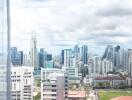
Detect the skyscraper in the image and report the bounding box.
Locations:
[19,51,23,66]
[121,49,129,71]
[30,33,38,69]
[102,45,114,62]
[47,54,52,61]
[114,45,120,52]
[113,45,122,69]
[128,49,132,77]
[61,50,64,65]
[81,45,88,64]
[74,45,80,54]
[39,48,44,68]
[10,47,22,66]
[0,0,11,99]
[74,45,80,62]
[64,49,73,67]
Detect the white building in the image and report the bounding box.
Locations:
[30,33,38,69]
[23,54,31,66]
[88,56,113,77]
[101,59,113,74]
[64,49,73,67]
[62,49,80,83]
[128,49,132,77]
[41,70,68,100]
[41,68,61,80]
[11,66,33,100]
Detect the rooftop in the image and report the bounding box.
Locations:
[94,76,126,80]
[68,91,86,98]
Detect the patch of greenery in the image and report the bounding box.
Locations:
[35,79,41,87]
[99,90,132,100]
[33,92,41,100]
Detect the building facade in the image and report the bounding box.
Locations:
[11,66,33,100]
[11,47,23,66]
[41,70,68,100]
[81,45,88,64]
[30,33,38,70]
[64,49,73,67]
[88,56,113,76]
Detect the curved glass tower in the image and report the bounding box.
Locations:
[0,0,11,100]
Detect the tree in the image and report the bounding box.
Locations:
[33,92,41,100]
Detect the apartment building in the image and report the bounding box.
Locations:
[11,66,33,100]
[41,70,68,100]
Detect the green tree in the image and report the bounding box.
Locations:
[33,92,41,100]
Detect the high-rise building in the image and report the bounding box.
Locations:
[41,70,68,100]
[74,45,80,66]
[39,48,44,68]
[19,51,23,66]
[0,0,11,99]
[81,45,88,64]
[93,56,101,74]
[30,33,38,70]
[61,50,64,65]
[44,60,54,68]
[113,46,120,68]
[74,45,80,55]
[101,59,113,74]
[102,45,114,62]
[23,53,31,66]
[62,49,79,83]
[10,47,22,66]
[47,54,52,61]
[114,45,120,52]
[88,56,113,76]
[38,48,53,68]
[128,49,132,77]
[121,49,129,71]
[64,49,73,67]
[11,66,33,100]
[23,54,27,65]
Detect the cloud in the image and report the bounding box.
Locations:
[97,6,132,16]
[96,0,132,16]
[10,0,132,55]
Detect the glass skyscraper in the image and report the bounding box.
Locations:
[0,0,11,100]
[81,45,88,64]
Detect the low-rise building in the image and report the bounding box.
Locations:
[68,91,86,100]
[93,76,127,88]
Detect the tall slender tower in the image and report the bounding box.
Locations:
[0,0,11,99]
[64,49,73,67]
[30,33,38,70]
[81,45,88,64]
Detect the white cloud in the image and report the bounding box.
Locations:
[10,0,132,55]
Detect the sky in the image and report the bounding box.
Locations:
[10,0,132,55]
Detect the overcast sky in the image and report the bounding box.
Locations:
[10,0,132,55]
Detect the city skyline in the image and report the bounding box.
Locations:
[10,0,132,55]
[2,0,132,100]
